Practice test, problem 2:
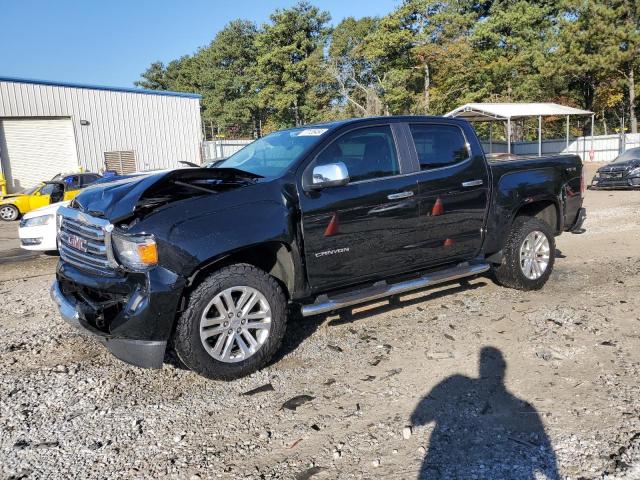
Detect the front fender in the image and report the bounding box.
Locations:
[153,200,296,279]
[1,195,29,214]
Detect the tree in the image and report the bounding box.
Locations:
[198,20,260,137]
[135,0,640,138]
[610,0,640,133]
[252,2,332,127]
[328,16,386,116]
[135,62,172,90]
[471,1,558,103]
[387,0,479,114]
[543,1,620,134]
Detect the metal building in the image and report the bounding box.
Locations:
[0,76,202,193]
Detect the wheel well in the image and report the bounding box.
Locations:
[515,201,559,233]
[186,242,295,300]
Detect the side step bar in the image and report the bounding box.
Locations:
[301,262,490,317]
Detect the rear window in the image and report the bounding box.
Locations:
[409,124,469,170]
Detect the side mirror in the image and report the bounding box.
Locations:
[309,162,350,190]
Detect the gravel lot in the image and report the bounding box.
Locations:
[1,167,639,479]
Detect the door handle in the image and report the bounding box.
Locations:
[387,191,414,200]
[462,179,483,187]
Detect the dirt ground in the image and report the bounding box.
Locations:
[1,164,639,479]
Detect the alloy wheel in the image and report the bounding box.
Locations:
[0,205,18,221]
[519,230,550,280]
[199,286,272,363]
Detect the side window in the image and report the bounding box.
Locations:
[315,125,399,182]
[409,124,469,170]
[64,175,81,189]
[40,183,63,196]
[80,174,100,187]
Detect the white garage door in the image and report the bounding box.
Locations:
[0,118,79,192]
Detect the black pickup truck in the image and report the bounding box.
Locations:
[51,116,586,379]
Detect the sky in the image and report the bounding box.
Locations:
[0,0,398,89]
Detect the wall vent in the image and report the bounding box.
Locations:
[104,150,136,174]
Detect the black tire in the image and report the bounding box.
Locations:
[492,216,555,291]
[173,264,287,380]
[0,204,19,222]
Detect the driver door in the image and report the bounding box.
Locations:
[28,185,51,210]
[299,124,421,290]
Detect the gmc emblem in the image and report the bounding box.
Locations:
[67,234,88,252]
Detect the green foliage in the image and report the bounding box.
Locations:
[252,2,332,128]
[136,0,640,136]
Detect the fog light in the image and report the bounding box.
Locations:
[21,238,42,246]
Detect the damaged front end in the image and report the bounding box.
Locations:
[590,161,640,189]
[51,168,260,368]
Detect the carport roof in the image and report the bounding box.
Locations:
[444,102,592,121]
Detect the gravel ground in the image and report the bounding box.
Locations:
[1,175,639,479]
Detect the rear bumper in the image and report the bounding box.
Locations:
[569,207,586,232]
[51,261,186,369]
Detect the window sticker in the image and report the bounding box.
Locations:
[297,128,328,136]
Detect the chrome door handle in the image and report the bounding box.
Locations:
[387,191,414,200]
[462,179,483,187]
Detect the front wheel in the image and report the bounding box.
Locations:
[0,204,19,221]
[492,216,555,291]
[173,264,287,380]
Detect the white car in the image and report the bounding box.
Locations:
[18,201,69,251]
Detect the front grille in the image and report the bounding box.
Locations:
[600,172,625,180]
[58,207,117,276]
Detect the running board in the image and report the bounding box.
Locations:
[300,263,490,317]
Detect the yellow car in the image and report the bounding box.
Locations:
[0,172,101,221]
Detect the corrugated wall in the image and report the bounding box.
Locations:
[0,79,202,172]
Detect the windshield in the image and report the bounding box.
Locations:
[612,147,640,163]
[213,127,329,178]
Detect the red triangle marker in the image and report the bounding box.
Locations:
[432,197,444,216]
[324,212,339,237]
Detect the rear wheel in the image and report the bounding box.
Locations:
[0,204,19,222]
[173,264,287,380]
[492,216,555,291]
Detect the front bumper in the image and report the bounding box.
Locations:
[590,174,640,189]
[50,281,167,368]
[51,262,186,369]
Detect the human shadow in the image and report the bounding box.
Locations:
[411,347,559,479]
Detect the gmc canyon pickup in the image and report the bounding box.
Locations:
[51,116,586,380]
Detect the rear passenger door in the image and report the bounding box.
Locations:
[406,122,490,265]
[299,124,421,290]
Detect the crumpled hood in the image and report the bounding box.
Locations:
[72,168,262,222]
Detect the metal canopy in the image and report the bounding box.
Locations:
[444,102,594,157]
[444,102,592,121]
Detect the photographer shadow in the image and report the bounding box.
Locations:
[411,347,559,479]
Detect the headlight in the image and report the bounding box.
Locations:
[111,233,158,271]
[629,167,640,176]
[20,214,54,228]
